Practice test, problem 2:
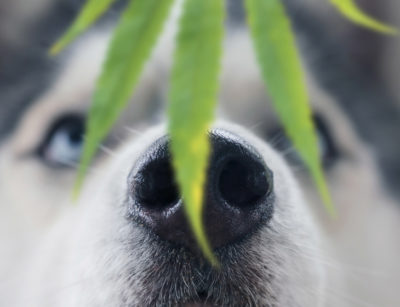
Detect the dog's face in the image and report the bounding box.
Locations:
[1,5,400,307]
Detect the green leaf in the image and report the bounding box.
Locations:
[75,0,175,194]
[168,0,224,265]
[50,0,117,55]
[245,0,335,216]
[330,0,397,35]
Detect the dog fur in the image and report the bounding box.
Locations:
[1,1,400,306]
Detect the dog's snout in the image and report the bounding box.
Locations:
[128,130,274,252]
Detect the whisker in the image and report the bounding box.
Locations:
[326,287,377,307]
[124,126,143,136]
[81,134,119,158]
[268,131,286,148]
[279,144,297,157]
[98,144,117,157]
[50,159,103,176]
[248,120,265,132]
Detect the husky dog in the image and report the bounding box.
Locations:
[1,1,400,306]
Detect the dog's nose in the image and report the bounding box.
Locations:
[128,130,274,251]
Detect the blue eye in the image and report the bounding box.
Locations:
[38,115,85,167]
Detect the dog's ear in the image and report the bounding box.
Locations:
[0,0,86,55]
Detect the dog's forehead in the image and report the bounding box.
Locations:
[2,0,355,155]
[8,23,353,154]
[0,0,322,134]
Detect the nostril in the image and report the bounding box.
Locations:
[129,131,274,251]
[218,157,270,208]
[134,158,180,210]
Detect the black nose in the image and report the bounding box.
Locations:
[128,130,274,251]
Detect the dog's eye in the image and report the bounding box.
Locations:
[268,114,339,168]
[38,115,85,167]
[313,115,339,167]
